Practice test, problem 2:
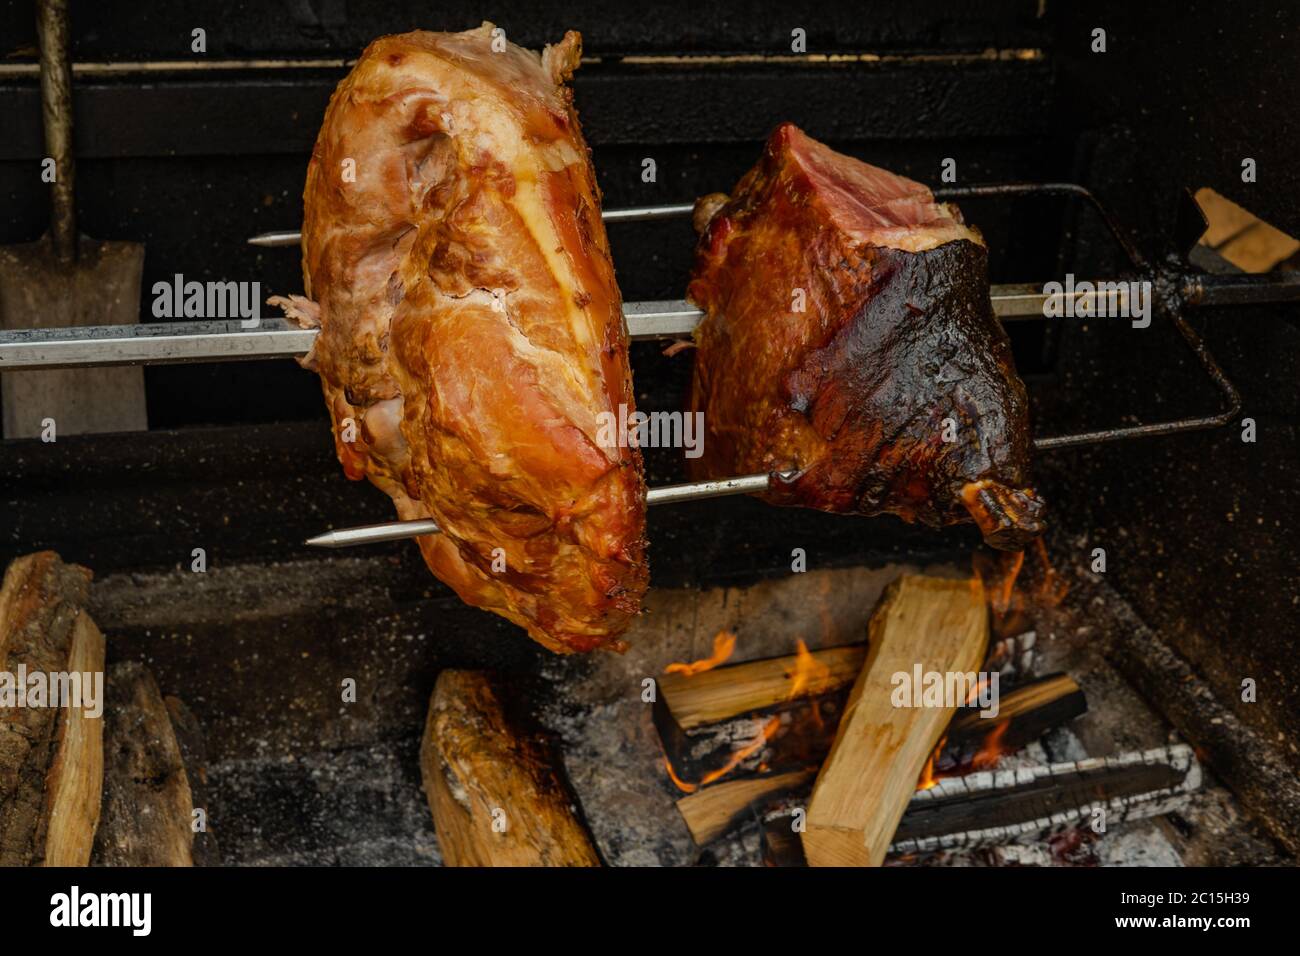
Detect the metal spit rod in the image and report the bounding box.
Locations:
[0,291,1049,371]
[4,273,1294,372]
[6,195,1296,371]
[304,472,777,548]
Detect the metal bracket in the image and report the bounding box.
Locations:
[937,183,1243,451]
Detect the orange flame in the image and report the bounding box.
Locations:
[971,721,1012,771]
[973,539,1069,639]
[788,638,832,731]
[917,734,947,790]
[664,715,782,794]
[787,638,831,700]
[916,717,1017,791]
[665,630,737,676]
[992,550,1025,617]
[1031,538,1069,607]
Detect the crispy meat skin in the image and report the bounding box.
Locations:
[282,25,647,652]
[687,124,1044,549]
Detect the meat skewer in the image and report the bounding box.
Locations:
[247,203,698,247]
[305,472,781,548]
[0,284,1143,372]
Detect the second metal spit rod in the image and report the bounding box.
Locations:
[305,472,777,548]
[247,202,698,247]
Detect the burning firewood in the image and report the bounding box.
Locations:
[92,661,215,866]
[894,744,1201,854]
[676,769,815,846]
[655,643,866,788]
[420,670,599,866]
[658,622,1088,792]
[803,574,990,866]
[0,552,104,867]
[671,671,1085,846]
[761,744,1203,865]
[936,672,1085,773]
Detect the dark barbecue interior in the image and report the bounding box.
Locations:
[1,1,1297,866]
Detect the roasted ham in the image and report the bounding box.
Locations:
[686,124,1045,550]
[275,25,647,653]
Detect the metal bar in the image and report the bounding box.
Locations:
[623,299,705,339]
[0,317,317,369]
[247,230,303,248]
[988,181,1242,451]
[1031,305,1242,450]
[248,202,698,247]
[601,202,696,223]
[36,0,76,263]
[1182,272,1300,308]
[986,282,1141,318]
[0,285,1120,370]
[304,472,776,548]
[259,184,1145,248]
[934,182,1152,273]
[644,471,774,504]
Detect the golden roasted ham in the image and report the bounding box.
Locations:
[275,25,647,652]
[687,124,1045,550]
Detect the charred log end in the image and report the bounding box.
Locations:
[960,480,1047,551]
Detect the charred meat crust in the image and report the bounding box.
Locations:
[687,124,1045,550]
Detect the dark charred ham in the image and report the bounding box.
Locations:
[686,123,1045,550]
[274,24,648,653]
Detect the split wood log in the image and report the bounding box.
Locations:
[762,745,1200,864]
[891,744,1201,855]
[675,768,814,846]
[655,644,864,787]
[92,661,205,866]
[803,574,989,866]
[670,671,1085,846]
[658,643,867,728]
[0,551,104,866]
[937,672,1086,772]
[661,653,1083,794]
[163,695,219,866]
[420,670,599,866]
